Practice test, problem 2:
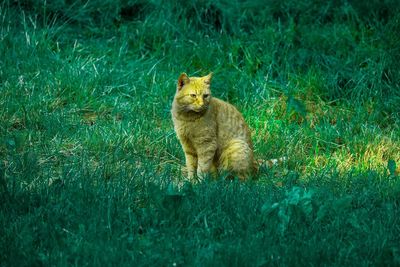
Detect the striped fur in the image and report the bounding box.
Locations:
[172,73,255,181]
[172,73,286,181]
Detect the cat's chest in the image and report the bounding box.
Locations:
[175,120,199,137]
[175,118,214,139]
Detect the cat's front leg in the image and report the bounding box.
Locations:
[184,152,198,180]
[177,135,198,180]
[196,144,217,179]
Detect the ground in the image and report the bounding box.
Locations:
[1,0,400,266]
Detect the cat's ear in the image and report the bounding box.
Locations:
[177,73,190,91]
[203,72,213,85]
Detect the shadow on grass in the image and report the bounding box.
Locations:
[1,155,400,266]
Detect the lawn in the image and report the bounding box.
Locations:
[1,0,400,266]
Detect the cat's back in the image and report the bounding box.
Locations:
[210,97,252,143]
[211,97,247,125]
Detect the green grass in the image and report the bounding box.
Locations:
[1,0,400,266]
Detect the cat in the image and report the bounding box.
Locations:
[171,72,256,181]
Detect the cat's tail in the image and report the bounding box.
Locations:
[256,156,287,168]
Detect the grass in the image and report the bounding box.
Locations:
[1,0,400,266]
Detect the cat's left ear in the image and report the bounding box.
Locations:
[203,72,213,85]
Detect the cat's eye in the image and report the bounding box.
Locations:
[203,94,210,98]
[190,94,196,98]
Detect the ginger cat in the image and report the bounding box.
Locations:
[171,72,256,181]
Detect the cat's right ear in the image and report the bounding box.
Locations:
[177,73,190,91]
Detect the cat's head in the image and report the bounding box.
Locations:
[174,73,212,113]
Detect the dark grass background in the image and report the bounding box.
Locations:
[1,0,400,266]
